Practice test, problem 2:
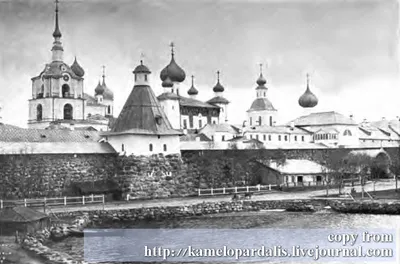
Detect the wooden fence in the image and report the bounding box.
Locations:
[0,194,105,209]
[197,184,278,196]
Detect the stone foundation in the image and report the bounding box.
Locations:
[330,200,400,214]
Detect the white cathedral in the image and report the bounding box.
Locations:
[1,0,397,156]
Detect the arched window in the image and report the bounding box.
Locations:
[343,129,352,136]
[63,104,73,120]
[149,144,153,152]
[163,144,167,152]
[264,92,266,97]
[269,116,273,126]
[122,144,125,152]
[278,135,281,141]
[62,84,70,98]
[258,116,262,125]
[36,104,42,121]
[145,75,148,81]
[250,117,252,126]
[108,105,111,114]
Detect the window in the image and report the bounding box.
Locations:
[108,105,111,114]
[172,106,174,110]
[211,136,214,141]
[163,144,167,152]
[278,135,281,141]
[172,89,174,93]
[63,104,73,120]
[122,144,125,152]
[213,121,216,124]
[149,144,153,152]
[294,136,297,141]
[250,135,253,139]
[256,135,259,140]
[263,135,266,141]
[297,176,303,183]
[36,104,42,121]
[268,135,271,141]
[264,92,266,97]
[258,116,262,125]
[250,117,252,126]
[145,74,148,81]
[269,116,273,126]
[302,136,304,141]
[199,119,202,128]
[62,84,70,98]
[183,119,187,129]
[222,135,225,141]
[135,75,137,81]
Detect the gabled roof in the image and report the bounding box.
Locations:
[289,111,358,127]
[107,85,181,136]
[0,123,101,142]
[0,207,48,223]
[207,96,230,105]
[180,133,211,142]
[265,159,329,174]
[179,96,220,109]
[245,125,310,135]
[199,123,241,134]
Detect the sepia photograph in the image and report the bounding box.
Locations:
[0,0,399,263]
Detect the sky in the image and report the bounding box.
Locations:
[0,0,399,127]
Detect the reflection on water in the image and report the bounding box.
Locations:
[47,210,400,264]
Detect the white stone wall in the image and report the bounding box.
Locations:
[247,110,278,127]
[107,134,181,155]
[159,99,180,129]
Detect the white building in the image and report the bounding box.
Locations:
[102,60,182,156]
[28,2,111,131]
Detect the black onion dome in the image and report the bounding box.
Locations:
[213,81,224,93]
[160,56,186,83]
[256,74,266,86]
[102,82,114,100]
[162,76,173,88]
[299,84,318,108]
[95,81,104,95]
[133,60,151,74]
[71,57,85,77]
[188,85,198,95]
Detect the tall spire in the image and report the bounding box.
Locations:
[53,0,62,38]
[259,63,263,76]
[191,75,194,86]
[217,70,220,82]
[51,0,63,61]
[306,73,310,90]
[170,42,175,57]
[102,65,106,84]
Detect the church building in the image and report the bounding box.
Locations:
[28,1,112,131]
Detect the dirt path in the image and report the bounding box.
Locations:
[45,180,398,214]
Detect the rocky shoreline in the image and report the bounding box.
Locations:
[330,200,400,214]
[18,199,331,264]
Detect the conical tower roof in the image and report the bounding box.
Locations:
[110,82,181,135]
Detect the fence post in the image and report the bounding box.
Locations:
[102,194,105,210]
[258,185,260,192]
[269,184,271,191]
[64,197,67,206]
[211,188,213,196]
[198,189,201,196]
[91,194,94,202]
[246,186,249,192]
[0,200,2,209]
[24,199,27,207]
[223,188,225,194]
[82,196,85,205]
[235,187,237,193]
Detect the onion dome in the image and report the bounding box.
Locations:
[71,57,85,77]
[162,76,173,88]
[187,75,198,95]
[102,81,114,100]
[133,60,151,74]
[213,71,225,93]
[298,74,318,108]
[160,43,186,83]
[256,74,266,86]
[95,81,104,95]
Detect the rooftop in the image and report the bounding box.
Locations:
[290,111,358,127]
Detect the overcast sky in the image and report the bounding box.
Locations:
[0,0,399,127]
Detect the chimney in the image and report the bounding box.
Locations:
[70,123,75,131]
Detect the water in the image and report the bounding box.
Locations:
[47,210,400,263]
